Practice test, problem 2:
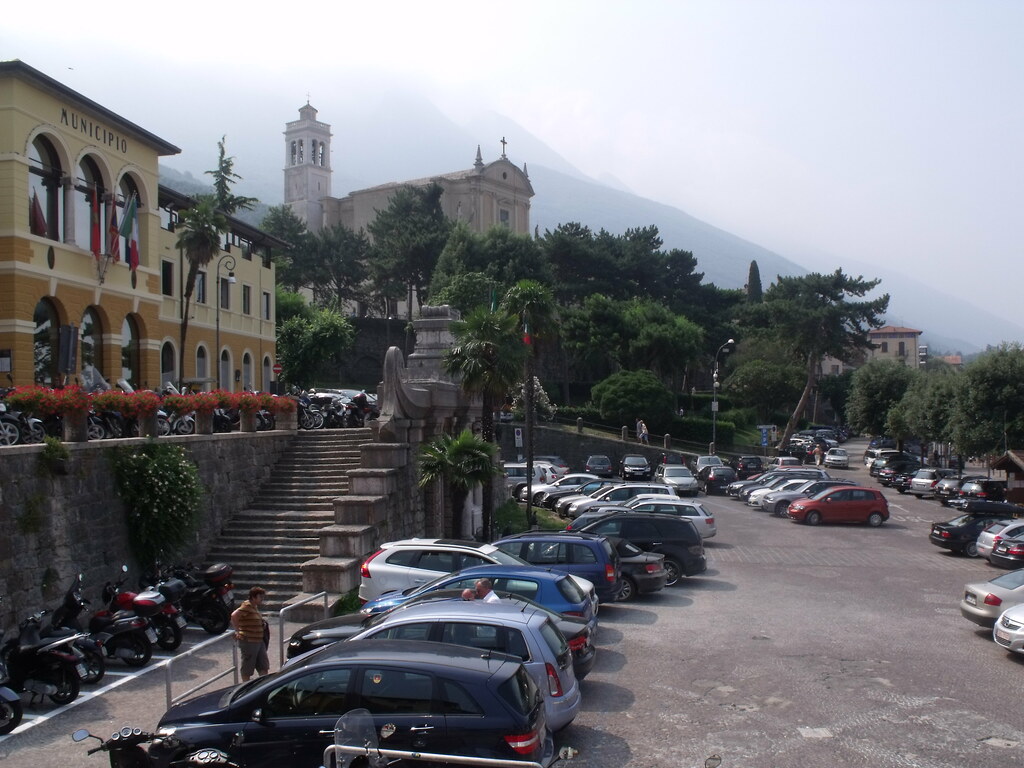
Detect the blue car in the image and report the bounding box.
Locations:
[360,564,598,633]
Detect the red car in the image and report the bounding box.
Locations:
[787,486,889,527]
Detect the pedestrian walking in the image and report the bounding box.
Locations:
[231,586,270,682]
[813,444,823,466]
[638,419,650,445]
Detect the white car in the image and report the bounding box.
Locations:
[746,476,812,507]
[504,461,560,496]
[518,472,598,505]
[653,464,700,497]
[564,483,676,518]
[824,448,849,469]
[993,602,1024,654]
[623,496,717,538]
[977,519,1024,560]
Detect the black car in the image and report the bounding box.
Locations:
[890,470,917,494]
[989,533,1024,569]
[869,453,917,478]
[576,512,706,586]
[583,454,614,478]
[699,465,738,494]
[954,478,1007,504]
[620,454,652,480]
[729,455,765,480]
[934,474,987,506]
[610,537,668,601]
[150,639,552,768]
[928,502,1021,557]
[877,460,922,487]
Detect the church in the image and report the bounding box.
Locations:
[282,103,534,243]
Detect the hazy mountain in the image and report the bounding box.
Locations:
[159,97,1023,352]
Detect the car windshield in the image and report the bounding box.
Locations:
[624,457,647,466]
[991,570,1024,589]
[663,467,693,478]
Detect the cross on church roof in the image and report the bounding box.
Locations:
[500,136,507,158]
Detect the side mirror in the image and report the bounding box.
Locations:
[251,708,264,723]
[72,729,92,742]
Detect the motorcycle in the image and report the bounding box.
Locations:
[0,609,83,706]
[0,620,23,735]
[109,576,185,652]
[160,563,235,635]
[0,386,46,444]
[50,571,154,667]
[73,725,243,768]
[296,391,325,430]
[41,579,107,684]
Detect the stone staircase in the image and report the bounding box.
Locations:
[205,428,373,609]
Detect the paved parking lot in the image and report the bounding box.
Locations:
[3,444,1023,768]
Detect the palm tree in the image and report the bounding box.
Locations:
[419,429,501,538]
[502,281,557,525]
[176,195,228,388]
[444,307,526,539]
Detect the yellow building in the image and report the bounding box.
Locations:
[0,61,281,392]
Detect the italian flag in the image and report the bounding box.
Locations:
[118,195,140,271]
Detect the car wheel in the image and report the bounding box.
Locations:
[617,576,637,602]
[774,500,790,517]
[805,510,822,526]
[913,494,924,499]
[867,511,885,527]
[964,541,979,558]
[663,558,682,587]
[896,487,907,494]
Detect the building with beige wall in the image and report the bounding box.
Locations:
[0,61,281,392]
[867,325,922,369]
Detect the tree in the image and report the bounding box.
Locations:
[502,281,557,525]
[621,299,704,390]
[444,307,526,537]
[275,286,313,327]
[430,272,499,315]
[306,224,370,311]
[740,270,889,446]
[886,368,959,460]
[591,370,675,431]
[261,205,311,290]
[950,344,1024,457]
[206,136,257,214]
[275,307,355,388]
[845,359,917,438]
[746,261,763,302]
[418,429,501,539]
[724,359,804,423]
[367,183,452,319]
[175,195,228,387]
[815,369,854,425]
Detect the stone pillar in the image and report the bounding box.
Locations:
[62,411,89,442]
[195,411,214,435]
[240,411,257,433]
[138,412,159,438]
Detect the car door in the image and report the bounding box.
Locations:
[240,666,353,767]
[819,489,853,522]
[352,665,447,755]
[410,549,461,585]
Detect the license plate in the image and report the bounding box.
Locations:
[221,592,234,606]
[76,664,87,677]
[175,614,187,627]
[995,628,1010,642]
[145,627,157,642]
[965,594,977,605]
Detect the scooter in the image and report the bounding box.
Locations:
[0,609,83,706]
[73,725,243,767]
[0,627,24,735]
[163,563,234,635]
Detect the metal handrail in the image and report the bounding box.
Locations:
[323,744,547,768]
[277,591,329,667]
[164,630,238,709]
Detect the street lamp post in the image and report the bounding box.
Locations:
[215,254,236,390]
[711,338,735,454]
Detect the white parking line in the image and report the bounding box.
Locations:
[0,631,231,742]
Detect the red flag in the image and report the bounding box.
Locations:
[108,201,120,262]
[90,185,101,259]
[30,190,47,236]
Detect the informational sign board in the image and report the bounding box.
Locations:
[514,427,523,449]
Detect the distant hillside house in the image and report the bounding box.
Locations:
[868,325,923,369]
[283,104,534,316]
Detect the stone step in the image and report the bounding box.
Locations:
[250,501,336,512]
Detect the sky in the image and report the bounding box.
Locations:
[5,1,1022,334]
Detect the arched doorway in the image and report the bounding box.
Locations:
[33,298,60,385]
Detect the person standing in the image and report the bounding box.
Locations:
[638,420,650,445]
[813,444,823,466]
[474,578,501,603]
[231,586,269,682]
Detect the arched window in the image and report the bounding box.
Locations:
[310,140,317,166]
[110,175,141,264]
[80,308,105,391]
[290,140,296,165]
[74,155,104,250]
[219,349,231,392]
[196,346,208,381]
[161,342,177,388]
[28,135,63,241]
[33,299,60,385]
[262,356,272,392]
[298,139,304,163]
[318,141,325,166]
[242,352,253,392]
[120,316,140,387]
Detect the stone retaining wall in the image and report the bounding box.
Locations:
[0,431,294,630]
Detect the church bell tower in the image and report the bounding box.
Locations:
[284,103,332,231]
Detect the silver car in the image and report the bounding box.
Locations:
[961,568,1024,627]
[977,519,1024,560]
[908,467,958,498]
[623,496,717,538]
[564,483,675,518]
[759,478,857,516]
[653,464,700,497]
[346,599,582,731]
[519,473,598,505]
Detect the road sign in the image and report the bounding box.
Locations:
[272,363,283,375]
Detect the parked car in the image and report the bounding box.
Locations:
[928,503,1020,557]
[611,538,668,601]
[877,459,922,487]
[575,512,707,586]
[993,603,1024,655]
[823,448,849,469]
[561,482,676,518]
[619,454,652,480]
[534,455,570,476]
[729,455,765,479]
[863,447,906,468]
[977,519,1024,560]
[693,455,724,473]
[955,477,1007,504]
[547,478,620,512]
[583,454,614,478]
[518,473,598,506]
[357,539,528,603]
[960,569,1024,627]
[735,468,830,502]
[786,486,889,527]
[990,533,1024,570]
[652,463,700,496]
[889,470,917,495]
[908,468,958,498]
[744,476,816,508]
[563,505,635,531]
[341,600,582,731]
[759,478,858,517]
[934,474,987,506]
[765,456,803,470]
[493,531,622,604]
[623,496,717,538]
[869,453,917,478]
[149,639,556,768]
[504,461,560,497]
[698,465,738,494]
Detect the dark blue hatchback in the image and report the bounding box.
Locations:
[493,532,621,604]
